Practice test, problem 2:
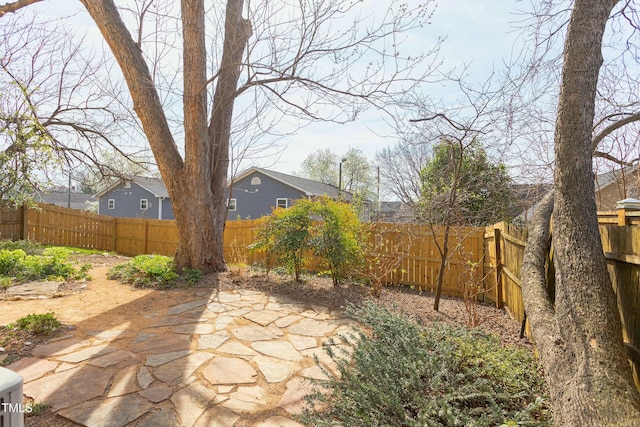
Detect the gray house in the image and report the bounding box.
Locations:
[228,167,351,220]
[94,168,350,221]
[95,176,174,219]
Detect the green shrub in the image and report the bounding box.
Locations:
[309,197,363,286]
[301,302,552,427]
[0,240,44,255]
[250,200,314,282]
[0,277,12,289]
[250,197,363,284]
[0,247,90,283]
[14,313,61,335]
[108,254,199,288]
[0,249,27,275]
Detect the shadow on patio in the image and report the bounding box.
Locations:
[7,269,356,426]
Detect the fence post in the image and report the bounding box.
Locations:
[618,208,628,226]
[494,228,504,309]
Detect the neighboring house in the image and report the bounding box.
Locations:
[36,189,96,211]
[94,168,353,221]
[228,167,352,220]
[95,176,174,220]
[594,164,640,211]
[509,183,553,221]
[516,164,640,221]
[374,201,416,223]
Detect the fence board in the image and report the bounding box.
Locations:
[0,205,24,240]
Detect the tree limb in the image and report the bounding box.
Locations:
[592,111,640,151]
[0,0,44,17]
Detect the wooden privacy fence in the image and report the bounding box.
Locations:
[1,204,488,296]
[1,202,639,386]
[487,211,640,389]
[8,203,262,262]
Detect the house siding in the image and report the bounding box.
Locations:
[228,171,306,220]
[98,182,174,219]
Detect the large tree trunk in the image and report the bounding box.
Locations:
[522,0,640,424]
[82,0,250,273]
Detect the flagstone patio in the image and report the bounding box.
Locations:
[7,288,358,426]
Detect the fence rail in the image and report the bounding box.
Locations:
[1,202,639,389]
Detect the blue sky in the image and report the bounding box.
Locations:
[6,0,528,182]
[263,0,526,175]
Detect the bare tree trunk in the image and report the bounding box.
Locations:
[82,0,250,272]
[433,222,450,311]
[522,0,640,424]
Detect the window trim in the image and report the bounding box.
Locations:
[228,198,237,211]
[140,199,148,210]
[108,199,115,210]
[276,198,288,209]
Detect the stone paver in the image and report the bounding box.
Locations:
[197,331,230,349]
[170,382,219,427]
[254,355,296,383]
[130,333,190,354]
[32,337,91,357]
[137,366,155,389]
[24,365,112,409]
[223,386,267,413]
[251,341,303,361]
[136,408,181,427]
[231,324,279,341]
[88,350,136,368]
[107,365,140,397]
[203,356,258,384]
[145,350,191,367]
[153,352,213,384]
[57,395,151,427]
[138,385,172,403]
[278,377,314,415]
[7,289,358,426]
[7,357,58,383]
[55,344,117,363]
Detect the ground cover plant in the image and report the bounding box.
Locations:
[108,254,202,288]
[0,244,92,285]
[1,312,62,366]
[302,302,552,427]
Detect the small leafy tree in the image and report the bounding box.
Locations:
[310,197,363,286]
[419,141,513,226]
[251,197,362,284]
[418,139,514,311]
[250,200,314,282]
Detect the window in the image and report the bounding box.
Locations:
[108,199,115,209]
[251,177,261,185]
[227,198,237,211]
[276,198,288,209]
[140,199,148,210]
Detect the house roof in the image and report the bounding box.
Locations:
[231,167,353,201]
[36,191,96,210]
[95,176,168,199]
[594,163,639,190]
[95,169,354,202]
[516,164,640,220]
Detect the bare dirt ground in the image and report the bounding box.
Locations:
[0,254,532,426]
